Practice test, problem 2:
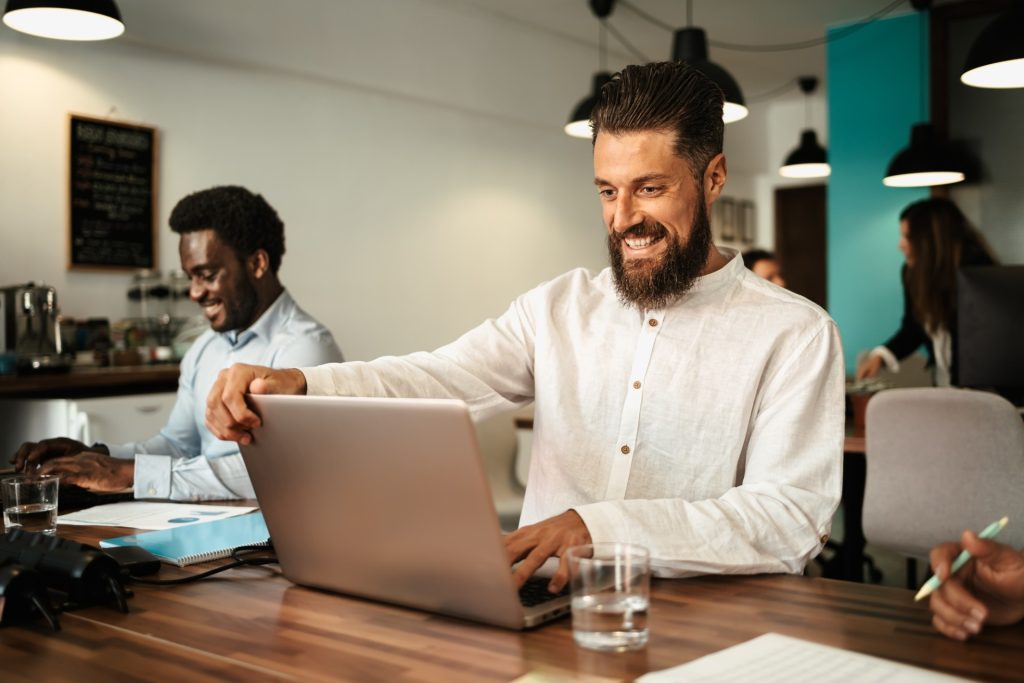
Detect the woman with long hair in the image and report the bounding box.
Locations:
[856,198,996,386]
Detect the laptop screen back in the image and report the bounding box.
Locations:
[239,394,530,628]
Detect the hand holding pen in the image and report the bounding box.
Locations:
[923,518,1024,641]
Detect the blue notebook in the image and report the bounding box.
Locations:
[100,512,270,566]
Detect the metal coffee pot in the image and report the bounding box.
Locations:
[13,283,71,372]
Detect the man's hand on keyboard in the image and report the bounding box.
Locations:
[11,437,103,472]
[505,510,592,594]
[40,452,134,492]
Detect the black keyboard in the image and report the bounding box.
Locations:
[518,577,570,607]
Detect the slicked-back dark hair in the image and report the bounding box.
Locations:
[591,61,724,182]
[169,185,286,274]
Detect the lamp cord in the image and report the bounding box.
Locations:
[745,79,799,104]
[620,0,906,52]
[600,18,651,63]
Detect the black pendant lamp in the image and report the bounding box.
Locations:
[565,0,615,139]
[672,27,747,123]
[960,6,1024,89]
[883,123,965,188]
[3,0,124,40]
[779,77,830,179]
[566,72,613,139]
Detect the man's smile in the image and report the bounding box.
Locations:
[616,225,668,259]
[200,300,223,320]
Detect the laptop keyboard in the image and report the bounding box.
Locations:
[518,577,570,607]
[59,485,135,512]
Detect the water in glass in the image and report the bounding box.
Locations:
[4,502,58,534]
[572,593,649,651]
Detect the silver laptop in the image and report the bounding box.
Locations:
[239,394,571,629]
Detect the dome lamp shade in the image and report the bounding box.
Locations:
[3,0,124,41]
[883,123,965,188]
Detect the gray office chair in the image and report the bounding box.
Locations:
[863,388,1024,588]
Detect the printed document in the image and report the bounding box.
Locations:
[637,633,970,682]
[58,502,257,530]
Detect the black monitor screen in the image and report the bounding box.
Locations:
[957,265,1024,403]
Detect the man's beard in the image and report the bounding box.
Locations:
[213,274,260,333]
[608,200,712,310]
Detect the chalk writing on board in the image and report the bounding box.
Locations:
[68,115,157,270]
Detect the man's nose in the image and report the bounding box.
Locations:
[189,278,205,302]
[609,195,640,233]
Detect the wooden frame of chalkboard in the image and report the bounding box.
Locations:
[67,113,158,271]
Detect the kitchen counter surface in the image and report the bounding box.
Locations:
[0,364,179,399]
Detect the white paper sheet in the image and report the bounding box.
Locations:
[637,633,971,683]
[58,502,257,530]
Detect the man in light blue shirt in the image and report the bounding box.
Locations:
[13,186,343,500]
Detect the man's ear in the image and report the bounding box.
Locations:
[248,249,270,280]
[703,153,727,205]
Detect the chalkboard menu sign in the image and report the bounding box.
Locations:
[68,114,157,270]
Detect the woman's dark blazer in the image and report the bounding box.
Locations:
[882,243,994,385]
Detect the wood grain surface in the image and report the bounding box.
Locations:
[3,523,1022,682]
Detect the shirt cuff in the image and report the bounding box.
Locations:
[134,453,172,499]
[870,346,899,373]
[301,366,336,395]
[105,442,136,459]
[571,502,619,545]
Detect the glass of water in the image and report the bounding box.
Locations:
[2,474,60,535]
[567,542,650,652]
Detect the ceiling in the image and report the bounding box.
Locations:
[113,0,927,104]
[471,0,917,97]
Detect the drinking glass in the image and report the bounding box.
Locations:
[567,542,650,652]
[2,474,60,534]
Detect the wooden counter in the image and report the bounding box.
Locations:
[0,365,179,399]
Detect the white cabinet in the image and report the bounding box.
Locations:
[0,392,175,456]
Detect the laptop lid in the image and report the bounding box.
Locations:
[239,394,568,629]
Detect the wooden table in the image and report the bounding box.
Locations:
[3,525,1022,682]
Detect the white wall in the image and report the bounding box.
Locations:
[0,0,813,360]
[0,1,614,361]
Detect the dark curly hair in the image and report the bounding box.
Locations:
[591,61,724,183]
[169,186,285,274]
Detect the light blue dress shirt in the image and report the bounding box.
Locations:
[107,290,343,500]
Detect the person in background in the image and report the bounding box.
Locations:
[855,198,996,386]
[928,531,1024,640]
[205,62,844,593]
[11,186,344,500]
[742,249,787,287]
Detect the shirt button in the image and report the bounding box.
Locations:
[648,319,658,327]
[620,445,631,455]
[820,534,830,545]
[632,380,641,389]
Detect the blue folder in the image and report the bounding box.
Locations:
[100,512,270,566]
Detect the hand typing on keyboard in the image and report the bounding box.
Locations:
[504,510,592,593]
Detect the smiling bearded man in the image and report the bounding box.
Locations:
[13,186,344,501]
[203,62,845,596]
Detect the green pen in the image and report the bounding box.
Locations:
[914,516,1009,602]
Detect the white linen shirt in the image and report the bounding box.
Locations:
[301,249,844,576]
[108,290,344,500]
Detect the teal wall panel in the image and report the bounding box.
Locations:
[827,12,929,373]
